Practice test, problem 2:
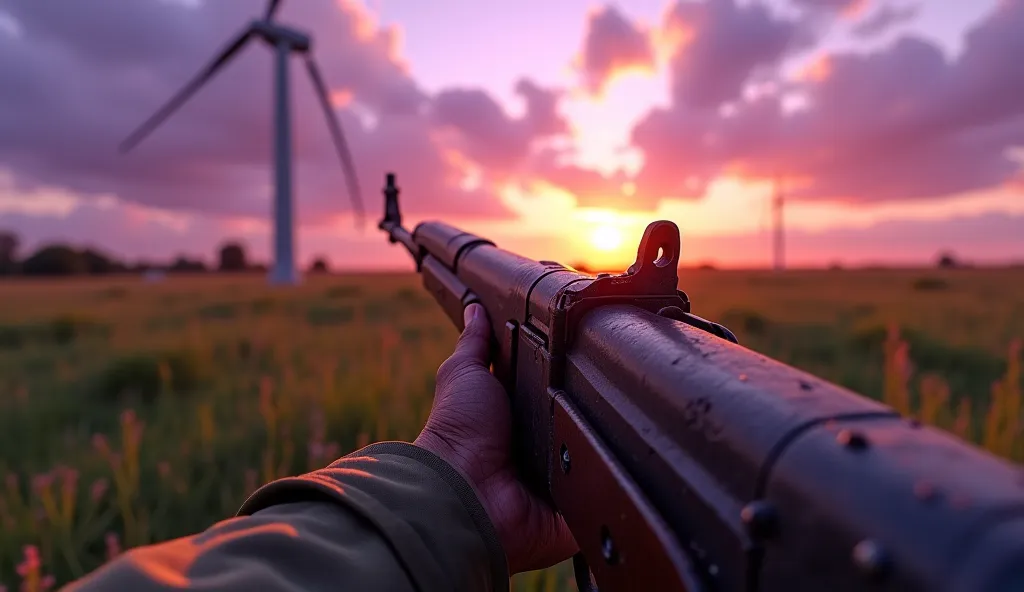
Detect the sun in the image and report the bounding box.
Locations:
[590,224,623,252]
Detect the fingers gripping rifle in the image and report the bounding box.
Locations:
[378,173,1024,592]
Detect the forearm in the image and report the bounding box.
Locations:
[65,443,509,592]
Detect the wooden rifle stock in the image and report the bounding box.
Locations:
[378,173,1024,592]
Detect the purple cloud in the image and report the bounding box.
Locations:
[431,79,569,177]
[790,0,867,15]
[628,0,1024,205]
[851,3,920,39]
[0,0,546,223]
[663,0,808,109]
[575,5,654,95]
[528,157,629,208]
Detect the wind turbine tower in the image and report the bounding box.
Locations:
[773,177,785,272]
[120,0,364,285]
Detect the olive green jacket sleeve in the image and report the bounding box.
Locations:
[65,442,509,592]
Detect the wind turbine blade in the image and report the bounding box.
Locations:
[264,0,282,20]
[305,54,366,228]
[119,27,254,153]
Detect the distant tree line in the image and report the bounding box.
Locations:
[0,230,333,277]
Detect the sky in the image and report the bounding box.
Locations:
[0,0,1022,270]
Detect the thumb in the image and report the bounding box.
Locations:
[454,303,491,364]
[434,303,492,396]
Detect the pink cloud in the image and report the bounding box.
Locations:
[662,0,810,109]
[0,0,552,223]
[430,79,569,178]
[627,0,1024,206]
[575,5,655,96]
[851,3,920,39]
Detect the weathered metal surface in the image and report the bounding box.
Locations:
[420,256,473,331]
[760,417,1024,591]
[412,221,472,270]
[527,269,591,333]
[572,305,896,497]
[551,392,702,592]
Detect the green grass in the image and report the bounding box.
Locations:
[0,269,1022,590]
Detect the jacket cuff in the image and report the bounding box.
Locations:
[238,441,509,592]
[359,442,509,582]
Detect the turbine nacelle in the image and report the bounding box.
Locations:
[250,20,311,52]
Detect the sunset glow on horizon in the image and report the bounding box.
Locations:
[0,0,1021,269]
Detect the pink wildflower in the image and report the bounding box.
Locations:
[91,433,111,457]
[31,472,54,493]
[105,532,121,562]
[90,478,109,503]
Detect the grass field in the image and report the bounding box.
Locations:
[1,268,1022,590]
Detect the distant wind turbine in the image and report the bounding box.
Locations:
[773,176,785,272]
[120,0,364,285]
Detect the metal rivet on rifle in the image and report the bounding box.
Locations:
[559,444,571,475]
[837,429,869,450]
[600,526,619,565]
[852,539,889,580]
[740,501,778,540]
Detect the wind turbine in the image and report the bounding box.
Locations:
[772,176,785,272]
[120,0,364,285]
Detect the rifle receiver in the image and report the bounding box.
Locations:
[376,172,1024,592]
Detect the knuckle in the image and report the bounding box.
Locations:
[435,355,463,389]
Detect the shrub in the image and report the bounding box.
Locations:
[21,245,86,276]
[309,258,329,274]
[95,287,129,300]
[0,314,107,349]
[218,243,248,272]
[306,305,355,326]
[0,324,29,349]
[198,302,239,320]
[249,297,278,315]
[325,285,362,299]
[720,309,771,336]
[93,349,208,402]
[48,313,107,344]
[912,276,950,291]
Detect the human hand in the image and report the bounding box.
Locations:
[414,303,578,574]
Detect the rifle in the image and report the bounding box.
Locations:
[377,172,1024,592]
